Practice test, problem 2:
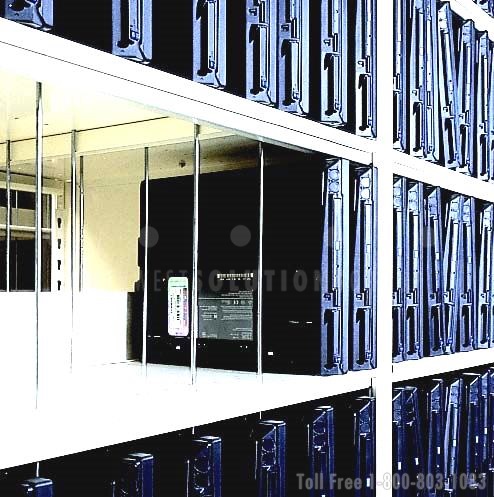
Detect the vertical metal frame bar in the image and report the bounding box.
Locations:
[142,147,149,370]
[35,81,43,407]
[78,156,85,292]
[257,141,264,380]
[5,140,11,293]
[375,0,393,492]
[191,124,200,385]
[70,130,77,371]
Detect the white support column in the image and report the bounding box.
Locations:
[374,0,395,493]
[257,142,264,381]
[5,140,11,293]
[191,124,200,386]
[35,81,43,409]
[142,147,150,371]
[70,130,77,372]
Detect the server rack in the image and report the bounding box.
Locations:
[116,453,154,497]
[423,186,445,357]
[403,181,424,361]
[393,0,407,151]
[3,0,53,30]
[437,3,461,169]
[422,379,445,497]
[460,374,483,492]
[392,177,406,362]
[245,0,278,105]
[314,0,348,126]
[277,0,309,115]
[307,407,335,497]
[140,167,260,372]
[2,0,494,492]
[254,420,286,497]
[477,204,493,349]
[443,193,462,355]
[188,437,222,497]
[350,0,377,138]
[408,0,426,158]
[392,389,406,496]
[456,20,476,176]
[19,478,53,497]
[193,0,227,88]
[424,0,441,163]
[457,196,476,353]
[112,0,152,63]
[262,157,349,376]
[348,166,377,371]
[351,397,375,497]
[475,32,490,181]
[444,378,463,495]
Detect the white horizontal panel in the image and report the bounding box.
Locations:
[0,367,373,470]
[392,348,494,383]
[0,19,373,165]
[449,0,494,38]
[0,293,37,412]
[0,121,238,167]
[392,151,494,202]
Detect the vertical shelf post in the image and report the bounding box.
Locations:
[374,0,395,493]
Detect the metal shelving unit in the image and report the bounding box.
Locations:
[0,369,375,470]
[0,2,493,496]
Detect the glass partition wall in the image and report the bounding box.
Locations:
[0,67,359,411]
[63,91,195,397]
[196,128,262,385]
[71,147,149,398]
[143,124,195,389]
[0,72,38,410]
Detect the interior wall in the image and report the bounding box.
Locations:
[82,149,144,292]
[83,182,141,291]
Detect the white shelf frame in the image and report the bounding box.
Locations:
[0,368,375,470]
[0,18,374,165]
[393,348,494,382]
[0,3,493,494]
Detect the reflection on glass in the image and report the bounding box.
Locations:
[262,144,326,376]
[0,232,5,291]
[9,230,36,291]
[36,79,171,401]
[0,187,53,291]
[0,72,37,410]
[0,185,6,291]
[141,126,195,386]
[72,148,146,394]
[196,130,260,380]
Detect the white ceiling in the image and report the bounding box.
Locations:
[1,134,261,183]
[0,69,165,142]
[0,69,307,184]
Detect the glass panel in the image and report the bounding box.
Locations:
[10,230,36,290]
[262,145,378,376]
[72,147,147,396]
[0,185,5,291]
[196,127,261,385]
[143,122,195,389]
[0,227,5,290]
[262,144,326,377]
[29,77,181,401]
[37,80,73,405]
[0,70,37,410]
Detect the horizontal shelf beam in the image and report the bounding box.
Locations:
[449,0,494,39]
[392,151,494,202]
[0,18,373,166]
[392,348,494,383]
[0,368,374,470]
